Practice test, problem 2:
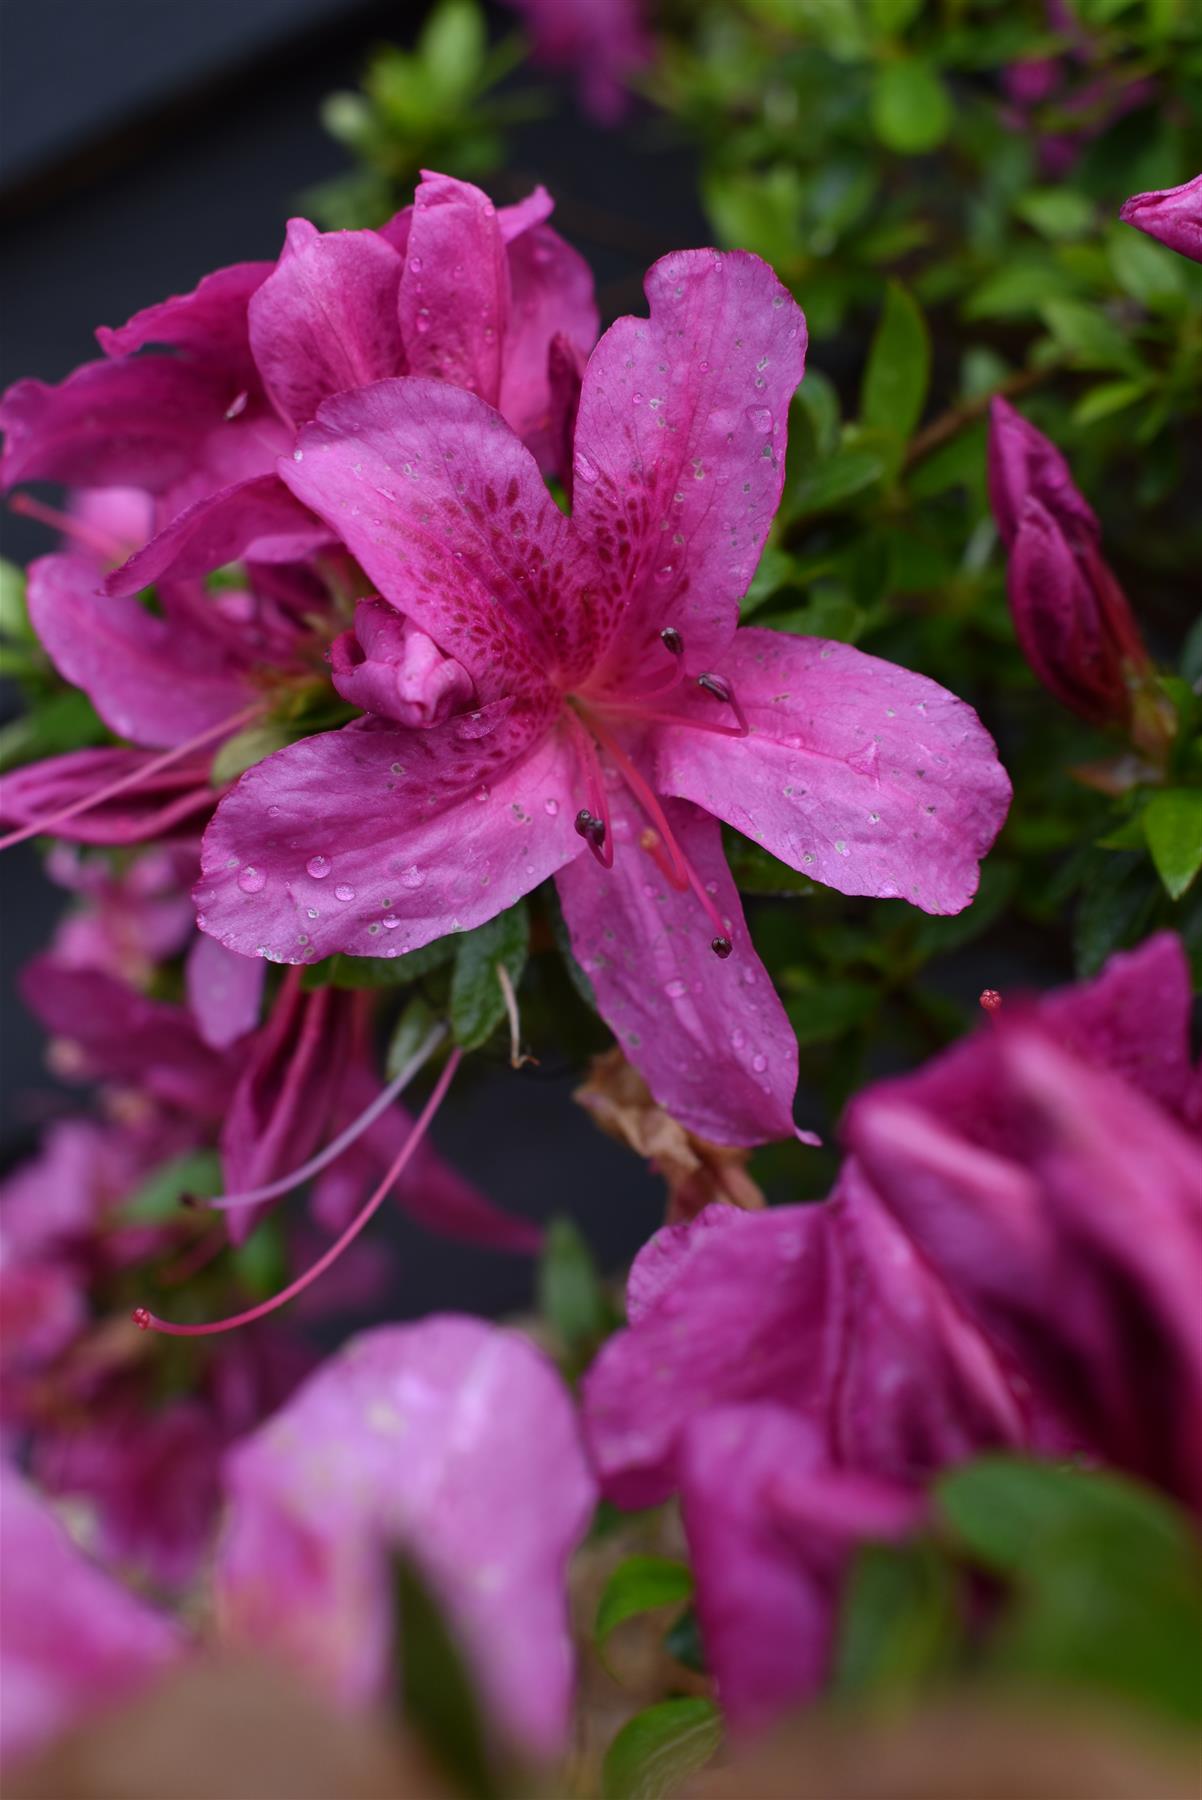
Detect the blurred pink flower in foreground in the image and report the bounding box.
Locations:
[582,934,1201,1728]
[216,1316,597,1758]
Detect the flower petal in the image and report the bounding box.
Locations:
[556,793,797,1144]
[97,260,273,384]
[195,710,583,962]
[329,599,475,727]
[27,554,252,748]
[572,249,806,685]
[215,1317,596,1756]
[280,377,585,697]
[400,174,509,406]
[185,932,266,1051]
[0,358,226,493]
[1119,172,1202,263]
[0,1466,182,1770]
[499,218,598,473]
[105,474,331,596]
[0,749,216,845]
[987,396,1100,551]
[657,628,1010,915]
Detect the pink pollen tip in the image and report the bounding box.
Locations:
[131,1306,152,1331]
[979,989,1003,1013]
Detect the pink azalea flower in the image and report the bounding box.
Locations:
[215,1316,597,1758]
[988,399,1165,746]
[0,174,597,601]
[0,1466,182,1770]
[581,933,1201,1722]
[195,250,1009,1145]
[504,0,652,123]
[1119,172,1202,263]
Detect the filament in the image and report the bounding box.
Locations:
[201,1023,447,1211]
[8,493,128,563]
[0,701,264,853]
[133,1049,462,1337]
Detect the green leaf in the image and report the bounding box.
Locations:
[964,257,1077,321]
[449,900,529,1049]
[301,936,457,990]
[1040,298,1142,374]
[231,1214,287,1299]
[601,1698,722,1800]
[1143,788,1202,900]
[419,0,486,100]
[663,1607,707,1673]
[0,559,32,643]
[870,60,952,155]
[120,1150,222,1222]
[537,1216,611,1361]
[938,1456,1188,1575]
[725,832,815,895]
[835,1540,958,1701]
[788,445,886,518]
[1014,187,1096,241]
[1072,851,1159,975]
[0,687,109,774]
[394,1552,498,1800]
[786,979,879,1047]
[741,543,795,618]
[1108,226,1187,311]
[868,0,925,34]
[210,721,291,786]
[596,1557,694,1656]
[861,282,930,447]
[385,994,438,1079]
[794,369,841,458]
[1072,378,1150,425]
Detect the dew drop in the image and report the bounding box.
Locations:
[475,784,491,804]
[746,406,773,433]
[752,1053,768,1073]
[544,798,559,816]
[664,978,688,999]
[292,448,303,462]
[238,866,266,894]
[381,914,402,930]
[334,883,355,902]
[306,854,331,880]
[574,452,599,485]
[399,865,426,889]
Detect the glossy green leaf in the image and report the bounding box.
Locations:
[394,1552,498,1800]
[862,281,930,445]
[788,445,886,517]
[385,994,438,1079]
[210,722,292,787]
[870,60,952,154]
[602,1698,722,1800]
[537,1216,611,1362]
[449,900,529,1049]
[1040,298,1142,374]
[835,1539,958,1700]
[1015,188,1096,241]
[120,1150,222,1222]
[1143,788,1202,900]
[301,936,457,990]
[596,1557,694,1655]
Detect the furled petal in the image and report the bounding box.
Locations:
[555,792,798,1145]
[0,357,227,493]
[106,474,330,597]
[498,183,555,242]
[987,396,1100,551]
[329,599,475,726]
[0,749,216,845]
[97,260,273,384]
[248,220,404,429]
[849,1025,1202,1508]
[195,709,582,962]
[1119,172,1202,263]
[0,1467,182,1770]
[679,1405,921,1733]
[27,553,253,748]
[219,980,349,1241]
[656,628,1011,915]
[582,1166,1028,1510]
[572,250,806,686]
[1040,931,1196,1121]
[400,174,509,406]
[498,217,599,472]
[215,1317,597,1756]
[186,932,266,1051]
[280,378,585,696]
[20,958,234,1119]
[311,1060,541,1253]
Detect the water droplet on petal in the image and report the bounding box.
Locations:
[544,798,559,815]
[334,883,355,902]
[752,1053,768,1073]
[574,452,599,485]
[399,865,425,889]
[664,978,688,999]
[238,866,266,894]
[746,406,773,433]
[306,854,331,880]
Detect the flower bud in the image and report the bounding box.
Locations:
[1119,171,1202,264]
[328,599,473,728]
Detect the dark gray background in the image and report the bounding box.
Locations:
[0,0,712,1316]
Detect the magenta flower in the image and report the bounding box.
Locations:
[215,1316,597,1758]
[0,174,598,599]
[194,251,1009,1145]
[987,399,1164,744]
[1119,172,1202,263]
[0,1466,182,1770]
[581,934,1201,1722]
[505,0,652,123]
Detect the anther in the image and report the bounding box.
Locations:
[575,808,596,839]
[979,989,1002,1013]
[711,936,733,959]
[697,672,731,703]
[661,627,684,657]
